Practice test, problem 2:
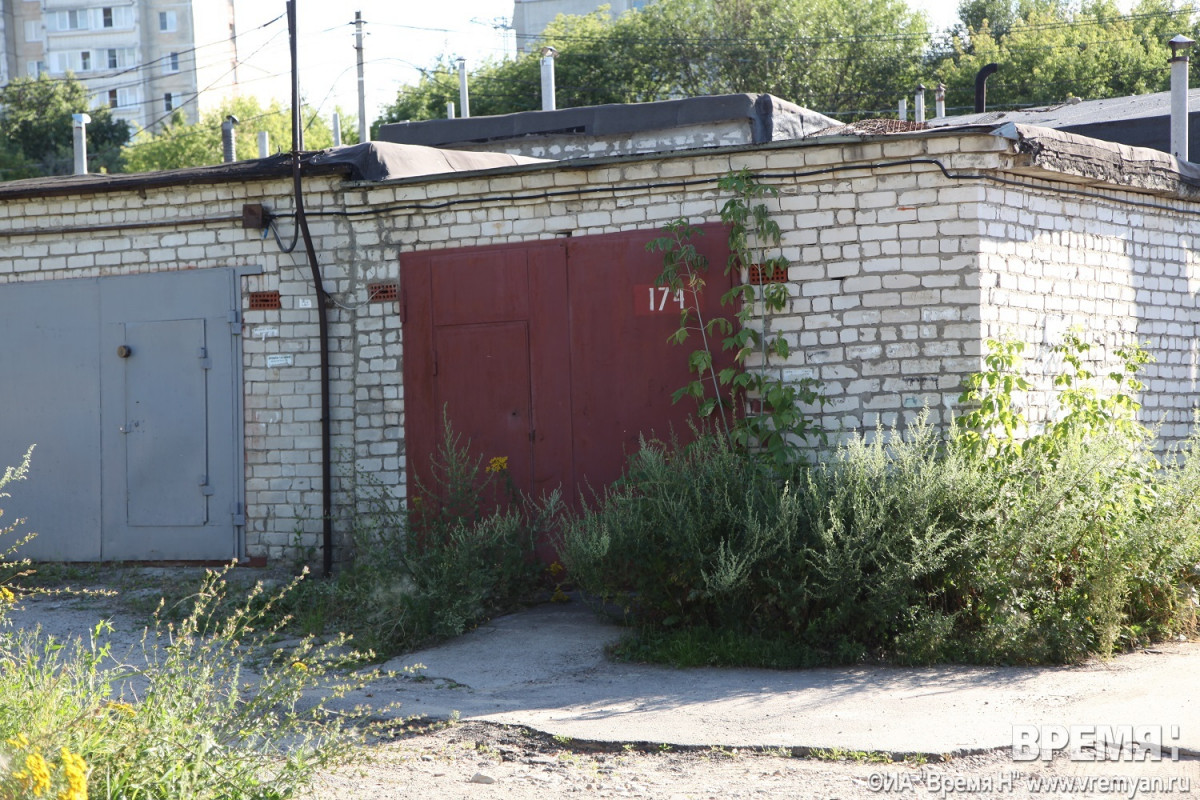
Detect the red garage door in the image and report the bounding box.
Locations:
[401,226,735,545]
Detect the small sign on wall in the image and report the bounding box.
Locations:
[266,354,293,368]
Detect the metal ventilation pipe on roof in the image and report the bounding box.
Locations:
[540,46,557,111]
[914,84,926,123]
[898,97,907,121]
[974,63,999,113]
[935,83,946,119]
[446,100,456,119]
[332,112,342,147]
[258,131,270,158]
[221,114,239,163]
[457,56,471,118]
[71,113,90,175]
[1170,34,1195,161]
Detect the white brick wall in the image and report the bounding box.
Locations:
[3,127,1199,564]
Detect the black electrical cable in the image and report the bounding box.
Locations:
[286,0,335,578]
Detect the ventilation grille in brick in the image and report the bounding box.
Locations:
[248,291,281,310]
[747,264,788,285]
[368,282,399,303]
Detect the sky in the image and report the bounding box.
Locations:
[229,0,968,131]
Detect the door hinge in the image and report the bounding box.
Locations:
[199,475,215,496]
[231,503,245,526]
[197,346,211,369]
[398,285,407,323]
[228,309,242,335]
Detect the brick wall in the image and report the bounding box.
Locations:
[979,181,1200,443]
[3,128,1200,564]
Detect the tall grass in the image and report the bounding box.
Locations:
[273,421,562,656]
[1,450,385,800]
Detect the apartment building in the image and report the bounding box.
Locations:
[0,0,238,131]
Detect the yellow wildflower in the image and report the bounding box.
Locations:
[57,749,88,800]
[485,456,509,474]
[103,701,136,717]
[14,750,52,797]
[548,562,565,577]
[6,733,29,749]
[290,661,309,672]
[0,586,14,604]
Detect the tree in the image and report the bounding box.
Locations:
[0,75,130,178]
[122,97,338,172]
[378,0,930,126]
[932,0,1197,112]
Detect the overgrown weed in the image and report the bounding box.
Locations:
[561,335,1200,667]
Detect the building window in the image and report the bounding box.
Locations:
[108,89,118,108]
[102,7,113,27]
[24,20,39,42]
[80,51,91,71]
[159,11,176,32]
[27,61,45,78]
[49,9,88,32]
[164,51,179,73]
[107,49,118,69]
[163,93,173,112]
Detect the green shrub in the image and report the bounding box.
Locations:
[562,335,1200,667]
[279,421,561,656]
[559,430,809,632]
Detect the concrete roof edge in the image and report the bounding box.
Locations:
[0,153,349,201]
[996,122,1200,199]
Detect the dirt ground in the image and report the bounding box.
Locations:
[307,720,1200,800]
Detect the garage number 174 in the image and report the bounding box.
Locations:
[648,286,686,312]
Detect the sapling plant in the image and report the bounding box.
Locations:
[647,169,826,466]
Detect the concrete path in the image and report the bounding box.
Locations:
[349,602,1200,758]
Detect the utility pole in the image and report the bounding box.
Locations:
[355,11,368,143]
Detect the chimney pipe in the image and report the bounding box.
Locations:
[540,46,557,111]
[332,111,342,147]
[935,83,946,119]
[221,114,239,163]
[1170,34,1195,161]
[974,63,999,113]
[914,84,926,123]
[71,112,90,175]
[446,100,455,119]
[898,97,907,121]
[258,131,270,158]
[457,56,470,118]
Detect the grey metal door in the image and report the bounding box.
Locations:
[0,280,103,560]
[1,269,241,561]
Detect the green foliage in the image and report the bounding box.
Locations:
[378,9,658,126]
[122,97,338,173]
[274,420,560,656]
[559,431,809,631]
[379,0,928,124]
[932,0,1195,112]
[2,457,380,800]
[382,0,1200,124]
[0,568,382,800]
[649,170,825,467]
[562,336,1200,667]
[0,75,130,179]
